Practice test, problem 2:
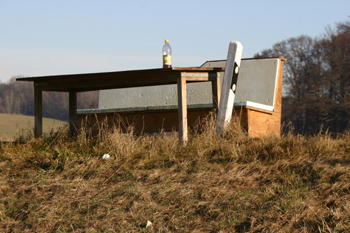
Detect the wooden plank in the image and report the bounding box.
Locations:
[69,91,78,136]
[17,67,223,82]
[269,58,286,137]
[17,68,224,92]
[246,109,279,137]
[77,103,280,137]
[77,107,216,135]
[177,76,188,142]
[76,106,258,136]
[34,87,42,137]
[211,72,221,112]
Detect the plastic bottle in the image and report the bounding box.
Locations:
[162,39,172,68]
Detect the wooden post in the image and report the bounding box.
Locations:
[177,76,188,142]
[211,72,221,112]
[69,91,78,136]
[34,86,43,137]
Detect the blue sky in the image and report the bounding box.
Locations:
[1,0,349,82]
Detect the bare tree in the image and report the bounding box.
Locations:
[319,19,350,132]
[255,18,350,135]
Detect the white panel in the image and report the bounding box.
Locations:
[235,59,280,107]
[201,58,280,107]
[216,41,243,134]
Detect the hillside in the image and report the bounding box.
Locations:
[0,117,349,232]
[0,113,67,141]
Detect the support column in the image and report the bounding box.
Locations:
[211,72,221,113]
[34,86,43,137]
[69,91,78,137]
[177,76,188,142]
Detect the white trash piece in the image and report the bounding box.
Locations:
[102,154,110,160]
[146,220,153,228]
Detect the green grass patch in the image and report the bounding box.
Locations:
[0,113,67,141]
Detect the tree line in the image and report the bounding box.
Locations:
[255,18,350,135]
[0,77,98,121]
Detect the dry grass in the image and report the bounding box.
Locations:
[0,115,350,232]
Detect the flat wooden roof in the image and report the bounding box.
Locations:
[17,67,223,92]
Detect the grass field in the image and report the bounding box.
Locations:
[0,115,350,232]
[0,113,67,141]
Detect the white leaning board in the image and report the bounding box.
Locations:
[216,41,243,134]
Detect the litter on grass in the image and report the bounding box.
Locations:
[146,220,152,228]
[102,154,110,160]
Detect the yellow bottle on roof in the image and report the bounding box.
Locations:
[162,39,172,68]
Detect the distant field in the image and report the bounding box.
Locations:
[0,113,67,140]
